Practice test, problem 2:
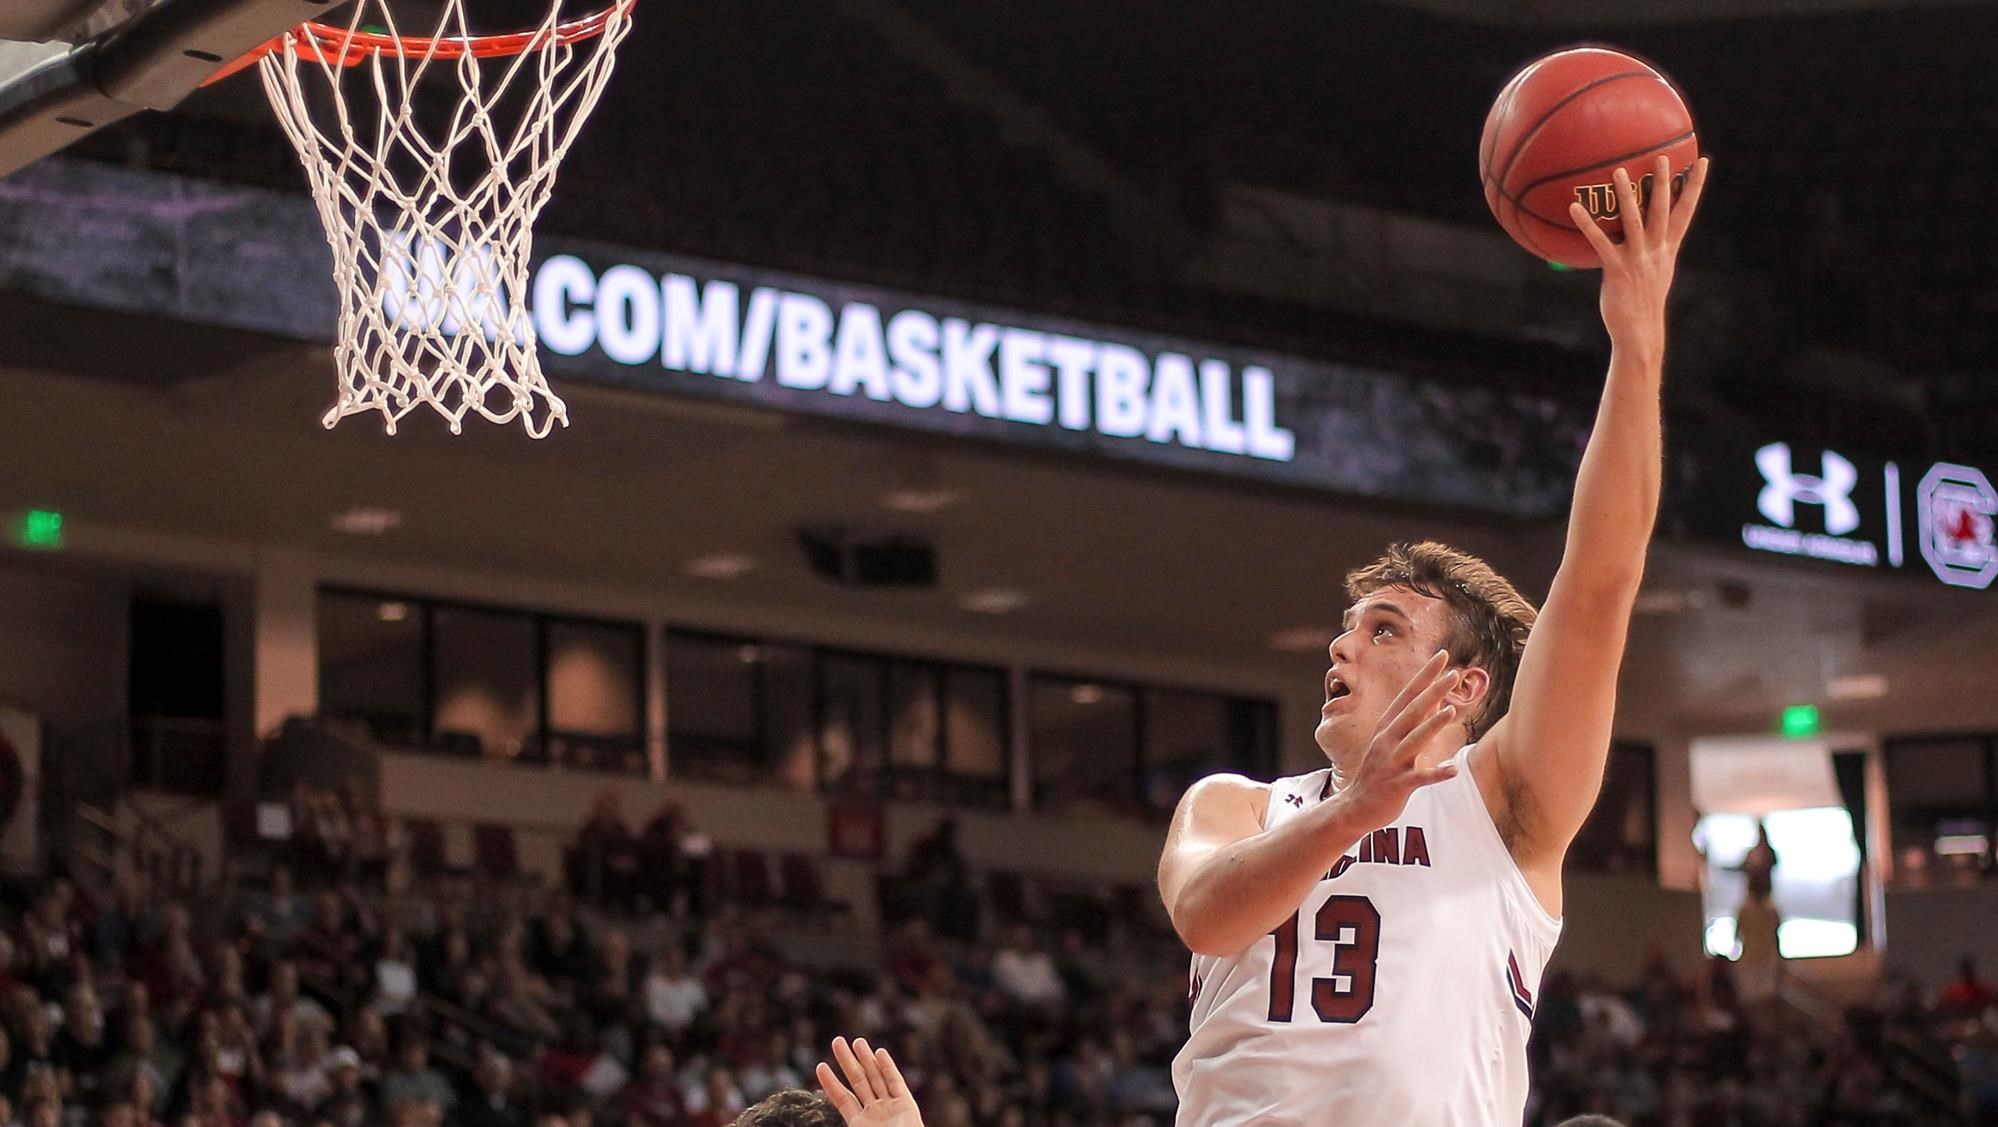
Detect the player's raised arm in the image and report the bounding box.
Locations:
[1159,652,1463,955]
[1482,155,1710,868]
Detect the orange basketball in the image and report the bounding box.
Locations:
[1479,46,1699,269]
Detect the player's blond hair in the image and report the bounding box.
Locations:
[1344,542,1537,740]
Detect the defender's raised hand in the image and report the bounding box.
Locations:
[1570,154,1710,347]
[818,1038,923,1127]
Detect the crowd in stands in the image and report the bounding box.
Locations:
[0,788,1990,1127]
[1526,955,1975,1126]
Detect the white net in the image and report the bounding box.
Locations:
[257,0,634,437]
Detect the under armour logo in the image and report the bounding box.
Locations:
[1285,794,1304,807]
[1755,442,1860,535]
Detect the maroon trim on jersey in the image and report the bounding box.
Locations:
[1319,775,1334,802]
[1505,951,1535,1019]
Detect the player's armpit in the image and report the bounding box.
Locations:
[1478,575,1636,867]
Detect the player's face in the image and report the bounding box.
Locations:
[1314,586,1458,759]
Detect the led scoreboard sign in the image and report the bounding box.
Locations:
[3,156,1993,581]
[1681,439,1997,591]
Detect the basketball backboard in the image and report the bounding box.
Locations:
[0,0,316,178]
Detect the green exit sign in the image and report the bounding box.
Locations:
[16,509,62,550]
[1779,704,1821,739]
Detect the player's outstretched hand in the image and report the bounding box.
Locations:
[1336,649,1464,831]
[1569,153,1709,349]
[818,1037,924,1127]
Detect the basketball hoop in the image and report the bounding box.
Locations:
[221,0,636,437]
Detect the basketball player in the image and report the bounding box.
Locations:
[1159,154,1709,1127]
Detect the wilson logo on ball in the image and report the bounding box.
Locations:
[1573,169,1689,221]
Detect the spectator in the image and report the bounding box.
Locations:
[487,952,562,1045]
[537,1016,626,1106]
[419,909,474,1002]
[736,1032,803,1104]
[581,929,634,1023]
[638,805,710,919]
[1733,885,1783,1006]
[618,1045,684,1127]
[1939,956,1998,1019]
[247,868,310,951]
[529,899,593,988]
[379,1034,453,1120]
[266,1013,334,1115]
[885,923,944,999]
[899,821,977,942]
[52,983,109,1101]
[346,1010,392,1086]
[208,943,251,1011]
[20,1096,56,1127]
[990,928,1065,1013]
[371,926,419,1017]
[129,1073,169,1127]
[100,1099,141,1127]
[213,1005,265,1094]
[451,1050,526,1127]
[346,781,392,888]
[313,792,353,883]
[9,1003,65,1098]
[1738,820,1779,900]
[94,867,160,971]
[681,1071,742,1127]
[185,1068,245,1127]
[699,927,779,1002]
[110,1011,180,1116]
[297,894,363,995]
[311,1047,375,1127]
[253,962,331,1041]
[569,795,638,910]
[19,891,78,996]
[641,947,706,1038]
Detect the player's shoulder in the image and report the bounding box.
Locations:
[1187,771,1270,798]
[1183,771,1271,806]
[1177,772,1274,825]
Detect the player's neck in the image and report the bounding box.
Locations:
[1325,731,1465,792]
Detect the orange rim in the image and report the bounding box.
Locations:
[202,0,634,85]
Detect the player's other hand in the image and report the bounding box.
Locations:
[1335,649,1464,831]
[1570,154,1709,350]
[819,1037,924,1127]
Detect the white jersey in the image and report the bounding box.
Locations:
[1172,746,1561,1127]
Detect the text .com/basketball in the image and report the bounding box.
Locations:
[378,244,1296,462]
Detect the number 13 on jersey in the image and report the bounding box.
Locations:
[1267,894,1381,1023]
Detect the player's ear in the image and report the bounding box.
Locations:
[1450,664,1492,712]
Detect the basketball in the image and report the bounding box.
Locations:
[1479,46,1700,268]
